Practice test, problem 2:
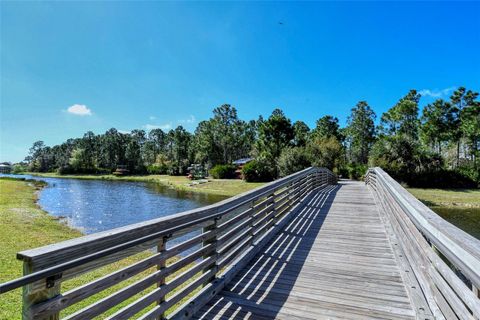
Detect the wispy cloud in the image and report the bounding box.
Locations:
[67,104,92,116]
[177,115,196,124]
[143,123,172,131]
[149,116,156,120]
[419,87,456,98]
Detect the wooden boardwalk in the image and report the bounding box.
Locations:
[194,181,416,320]
[3,168,478,319]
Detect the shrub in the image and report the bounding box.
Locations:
[210,164,236,179]
[57,165,76,174]
[168,160,190,176]
[306,136,345,171]
[12,164,28,174]
[404,170,477,188]
[339,163,368,180]
[277,147,311,177]
[242,160,274,182]
[147,164,168,175]
[457,164,480,186]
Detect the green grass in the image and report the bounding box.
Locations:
[407,188,480,239]
[406,188,480,208]
[29,172,265,197]
[0,178,83,318]
[0,179,209,319]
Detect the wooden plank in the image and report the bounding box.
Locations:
[194,180,420,320]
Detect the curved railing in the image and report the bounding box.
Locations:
[0,167,336,320]
[366,167,480,319]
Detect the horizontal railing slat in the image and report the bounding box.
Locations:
[366,167,480,319]
[17,167,318,268]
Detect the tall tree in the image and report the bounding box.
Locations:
[449,87,479,166]
[380,90,420,140]
[420,99,453,154]
[312,116,342,141]
[293,121,310,147]
[255,109,294,177]
[346,101,376,164]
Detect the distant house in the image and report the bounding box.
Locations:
[0,162,12,174]
[232,158,254,179]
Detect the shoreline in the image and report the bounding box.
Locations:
[23,172,265,198]
[0,178,194,318]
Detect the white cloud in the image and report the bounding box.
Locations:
[178,115,196,124]
[143,123,172,131]
[118,130,131,134]
[67,104,92,116]
[149,116,156,120]
[419,87,456,98]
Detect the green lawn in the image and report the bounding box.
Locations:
[407,188,480,239]
[29,172,265,197]
[0,179,209,319]
[406,188,480,208]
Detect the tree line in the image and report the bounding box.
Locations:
[22,87,479,187]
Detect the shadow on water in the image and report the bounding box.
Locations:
[198,184,340,318]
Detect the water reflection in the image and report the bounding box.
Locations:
[1,174,225,234]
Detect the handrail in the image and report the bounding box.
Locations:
[366,167,480,319]
[0,167,337,320]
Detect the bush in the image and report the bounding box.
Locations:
[338,163,368,180]
[457,164,480,186]
[167,160,190,176]
[210,164,236,179]
[277,147,311,177]
[12,164,28,174]
[403,170,477,188]
[306,136,344,171]
[242,160,274,182]
[57,166,112,175]
[147,164,168,175]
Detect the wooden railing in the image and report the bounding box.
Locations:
[366,167,480,319]
[0,167,336,320]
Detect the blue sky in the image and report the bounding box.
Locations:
[1,1,479,162]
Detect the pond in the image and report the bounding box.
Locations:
[0,174,225,234]
[432,206,480,240]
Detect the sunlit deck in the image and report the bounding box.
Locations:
[194,181,416,319]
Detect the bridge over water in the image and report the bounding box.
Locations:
[1,168,479,319]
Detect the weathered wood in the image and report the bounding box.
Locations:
[367,168,480,319]
[106,256,216,320]
[64,244,215,320]
[1,167,342,319]
[22,261,60,320]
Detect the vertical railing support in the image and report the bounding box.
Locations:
[202,218,219,279]
[22,261,60,320]
[155,236,167,320]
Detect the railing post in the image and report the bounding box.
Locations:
[22,261,60,320]
[202,218,219,279]
[156,236,167,320]
[271,192,278,224]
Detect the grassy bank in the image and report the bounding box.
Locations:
[407,188,480,239]
[28,172,265,197]
[0,179,201,318]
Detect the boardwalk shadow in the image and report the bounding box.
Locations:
[197,184,340,319]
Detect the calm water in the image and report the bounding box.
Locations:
[1,174,225,234]
[432,206,480,240]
